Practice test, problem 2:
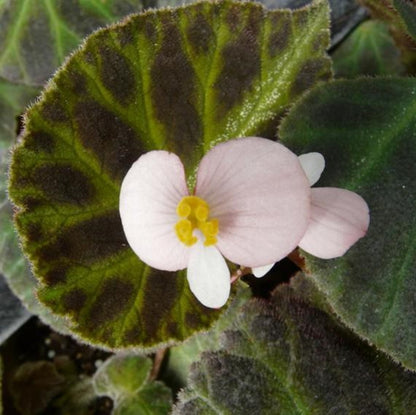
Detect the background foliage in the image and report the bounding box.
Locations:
[174,275,416,414]
[281,77,416,369]
[1,0,416,413]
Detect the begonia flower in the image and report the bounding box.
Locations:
[119,137,312,308]
[120,137,370,307]
[252,152,370,277]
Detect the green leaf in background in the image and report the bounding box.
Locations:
[8,357,96,415]
[94,355,152,397]
[393,0,416,39]
[0,78,71,334]
[52,377,97,415]
[0,0,146,86]
[93,354,172,415]
[359,0,416,71]
[0,79,38,284]
[332,20,405,77]
[174,274,416,414]
[10,361,66,415]
[280,78,416,370]
[8,0,332,350]
[360,0,416,39]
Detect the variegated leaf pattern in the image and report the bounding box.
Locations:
[9,0,331,350]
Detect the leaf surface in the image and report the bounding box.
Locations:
[174,274,416,414]
[280,77,416,369]
[8,0,331,350]
[93,354,172,415]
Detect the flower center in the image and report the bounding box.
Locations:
[175,196,219,247]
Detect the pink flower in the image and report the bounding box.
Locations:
[252,152,370,277]
[119,137,369,308]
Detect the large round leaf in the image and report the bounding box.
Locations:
[280,77,416,369]
[174,274,416,414]
[8,0,331,350]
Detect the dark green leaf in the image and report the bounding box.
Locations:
[174,274,416,414]
[280,77,416,369]
[333,20,405,77]
[93,354,172,415]
[8,0,332,350]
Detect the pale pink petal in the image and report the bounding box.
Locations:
[119,151,190,271]
[187,240,230,308]
[252,263,274,278]
[298,187,370,259]
[195,137,311,267]
[298,152,325,186]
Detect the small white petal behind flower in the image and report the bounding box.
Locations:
[187,236,230,309]
[251,263,274,278]
[298,152,325,186]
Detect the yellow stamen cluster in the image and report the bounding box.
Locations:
[175,196,219,247]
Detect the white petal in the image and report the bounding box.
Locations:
[187,240,230,309]
[251,263,275,278]
[119,151,190,271]
[298,152,325,186]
